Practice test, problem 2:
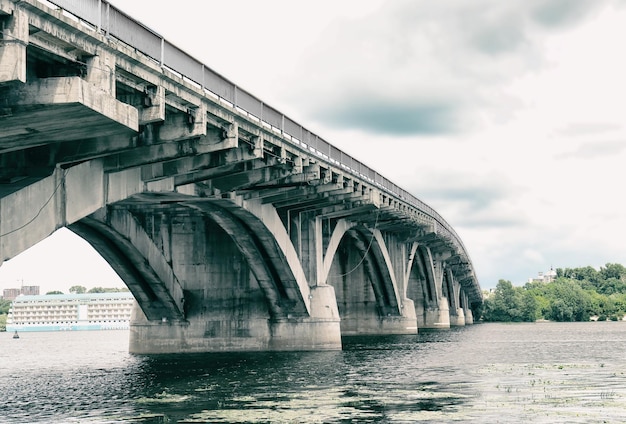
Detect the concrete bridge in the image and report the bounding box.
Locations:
[0,0,481,353]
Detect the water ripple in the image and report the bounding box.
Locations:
[2,323,626,423]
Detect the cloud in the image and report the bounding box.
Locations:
[555,122,623,137]
[557,139,626,160]
[314,97,464,135]
[283,0,620,137]
[530,0,609,28]
[405,170,529,229]
[409,170,517,206]
[522,248,545,264]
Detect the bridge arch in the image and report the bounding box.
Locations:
[76,197,340,353]
[443,267,466,326]
[323,223,417,335]
[69,213,185,322]
[406,244,454,328]
[182,200,311,319]
[70,200,313,322]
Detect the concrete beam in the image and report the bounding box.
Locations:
[271,187,355,210]
[0,76,138,152]
[158,105,207,142]
[198,162,296,192]
[139,146,258,183]
[259,182,345,206]
[139,85,166,125]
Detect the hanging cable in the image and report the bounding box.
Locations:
[333,208,380,278]
[0,168,67,239]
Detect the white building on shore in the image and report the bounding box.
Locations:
[6,292,134,332]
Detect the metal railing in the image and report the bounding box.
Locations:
[43,0,474,267]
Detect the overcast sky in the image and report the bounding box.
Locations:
[2,0,626,294]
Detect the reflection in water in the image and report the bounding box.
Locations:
[1,323,626,423]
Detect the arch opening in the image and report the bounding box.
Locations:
[324,225,402,335]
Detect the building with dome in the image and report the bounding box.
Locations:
[528,267,557,284]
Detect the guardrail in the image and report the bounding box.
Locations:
[43,0,473,266]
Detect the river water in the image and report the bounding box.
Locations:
[1,322,626,423]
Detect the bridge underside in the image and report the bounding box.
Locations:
[0,0,481,353]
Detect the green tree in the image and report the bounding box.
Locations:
[69,285,87,294]
[600,263,626,281]
[482,280,530,322]
[483,263,626,322]
[88,287,106,293]
[542,279,591,322]
[0,299,10,332]
[596,277,626,296]
[0,299,11,315]
[549,299,573,321]
[520,291,539,321]
[86,287,128,293]
[46,290,64,295]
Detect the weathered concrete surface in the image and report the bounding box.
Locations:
[0,6,26,84]
[450,308,466,327]
[0,76,138,151]
[0,161,107,260]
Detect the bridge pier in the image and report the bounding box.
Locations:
[462,292,474,325]
[269,285,341,351]
[129,285,341,354]
[339,300,418,336]
[449,307,466,327]
[121,205,343,354]
[422,303,451,329]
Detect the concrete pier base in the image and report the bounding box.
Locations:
[449,307,466,327]
[339,300,418,336]
[129,285,342,354]
[128,315,342,354]
[269,285,342,350]
[422,303,451,329]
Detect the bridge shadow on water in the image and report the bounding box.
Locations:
[126,329,476,423]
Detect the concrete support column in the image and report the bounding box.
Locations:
[0,7,27,83]
[462,292,475,325]
[449,307,466,326]
[448,274,465,326]
[414,298,426,328]
[422,300,451,329]
[377,297,418,334]
[269,285,341,350]
[128,208,342,354]
[419,258,451,329]
[297,212,318,287]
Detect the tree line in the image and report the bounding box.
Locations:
[481,263,626,322]
[45,285,130,295]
